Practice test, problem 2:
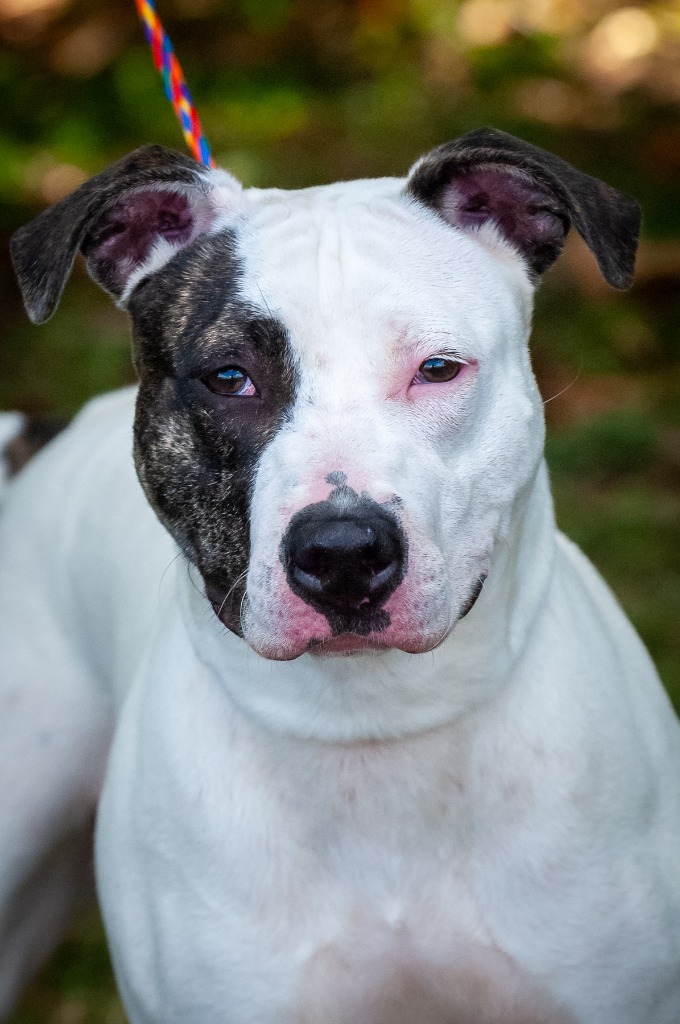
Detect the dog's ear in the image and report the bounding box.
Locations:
[405,127,640,289]
[11,145,243,323]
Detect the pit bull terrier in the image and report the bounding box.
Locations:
[1,128,679,1023]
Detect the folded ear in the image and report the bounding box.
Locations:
[11,145,243,324]
[405,127,641,289]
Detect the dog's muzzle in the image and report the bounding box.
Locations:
[281,500,407,634]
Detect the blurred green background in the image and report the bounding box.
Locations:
[1,0,679,1019]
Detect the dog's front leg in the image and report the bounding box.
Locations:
[97,629,321,1023]
[0,518,113,1019]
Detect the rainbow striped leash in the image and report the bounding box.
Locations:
[134,0,216,169]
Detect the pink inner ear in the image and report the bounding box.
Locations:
[94,189,195,266]
[83,187,210,298]
[441,167,567,270]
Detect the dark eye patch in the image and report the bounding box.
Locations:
[128,228,299,636]
[175,320,286,391]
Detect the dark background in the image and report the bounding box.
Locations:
[1,0,679,1019]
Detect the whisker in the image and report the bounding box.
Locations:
[217,569,249,619]
[542,358,583,407]
[238,589,250,632]
[186,560,204,596]
[157,551,183,601]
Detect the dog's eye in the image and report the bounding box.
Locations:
[203,367,257,397]
[412,357,463,385]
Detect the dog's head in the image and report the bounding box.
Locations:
[11,130,640,661]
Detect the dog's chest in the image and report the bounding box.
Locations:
[180,720,572,1022]
[102,661,580,1022]
[221,825,570,1024]
[293,912,575,1024]
[258,743,572,1023]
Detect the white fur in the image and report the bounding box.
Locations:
[1,172,679,1024]
[235,180,539,668]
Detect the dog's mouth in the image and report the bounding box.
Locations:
[205,580,245,637]
[204,570,488,660]
[206,577,392,656]
[459,573,487,619]
[306,635,390,657]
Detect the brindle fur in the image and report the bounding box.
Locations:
[129,232,298,634]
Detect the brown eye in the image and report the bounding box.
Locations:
[414,357,463,385]
[203,366,256,397]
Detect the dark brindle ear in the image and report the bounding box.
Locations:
[406,127,641,289]
[11,145,242,324]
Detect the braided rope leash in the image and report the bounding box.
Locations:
[134,0,216,168]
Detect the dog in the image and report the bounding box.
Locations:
[1,128,679,1023]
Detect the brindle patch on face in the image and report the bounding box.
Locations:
[127,230,298,635]
[325,470,348,488]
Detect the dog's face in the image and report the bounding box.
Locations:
[11,130,640,661]
[130,185,539,661]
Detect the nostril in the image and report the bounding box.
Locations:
[368,560,398,592]
[291,566,325,593]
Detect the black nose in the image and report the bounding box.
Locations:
[283,512,405,614]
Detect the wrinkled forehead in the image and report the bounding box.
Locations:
[235,177,533,368]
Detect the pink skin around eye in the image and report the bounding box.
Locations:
[408,358,475,392]
[239,378,257,397]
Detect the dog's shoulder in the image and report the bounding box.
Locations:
[0,386,142,560]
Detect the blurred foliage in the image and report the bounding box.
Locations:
[1,0,679,1020]
[8,913,123,1024]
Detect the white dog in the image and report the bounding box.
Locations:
[1,128,679,1023]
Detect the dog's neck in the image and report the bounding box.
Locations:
[179,460,557,743]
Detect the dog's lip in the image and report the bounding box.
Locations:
[306,635,389,657]
[459,572,488,619]
[205,581,245,637]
